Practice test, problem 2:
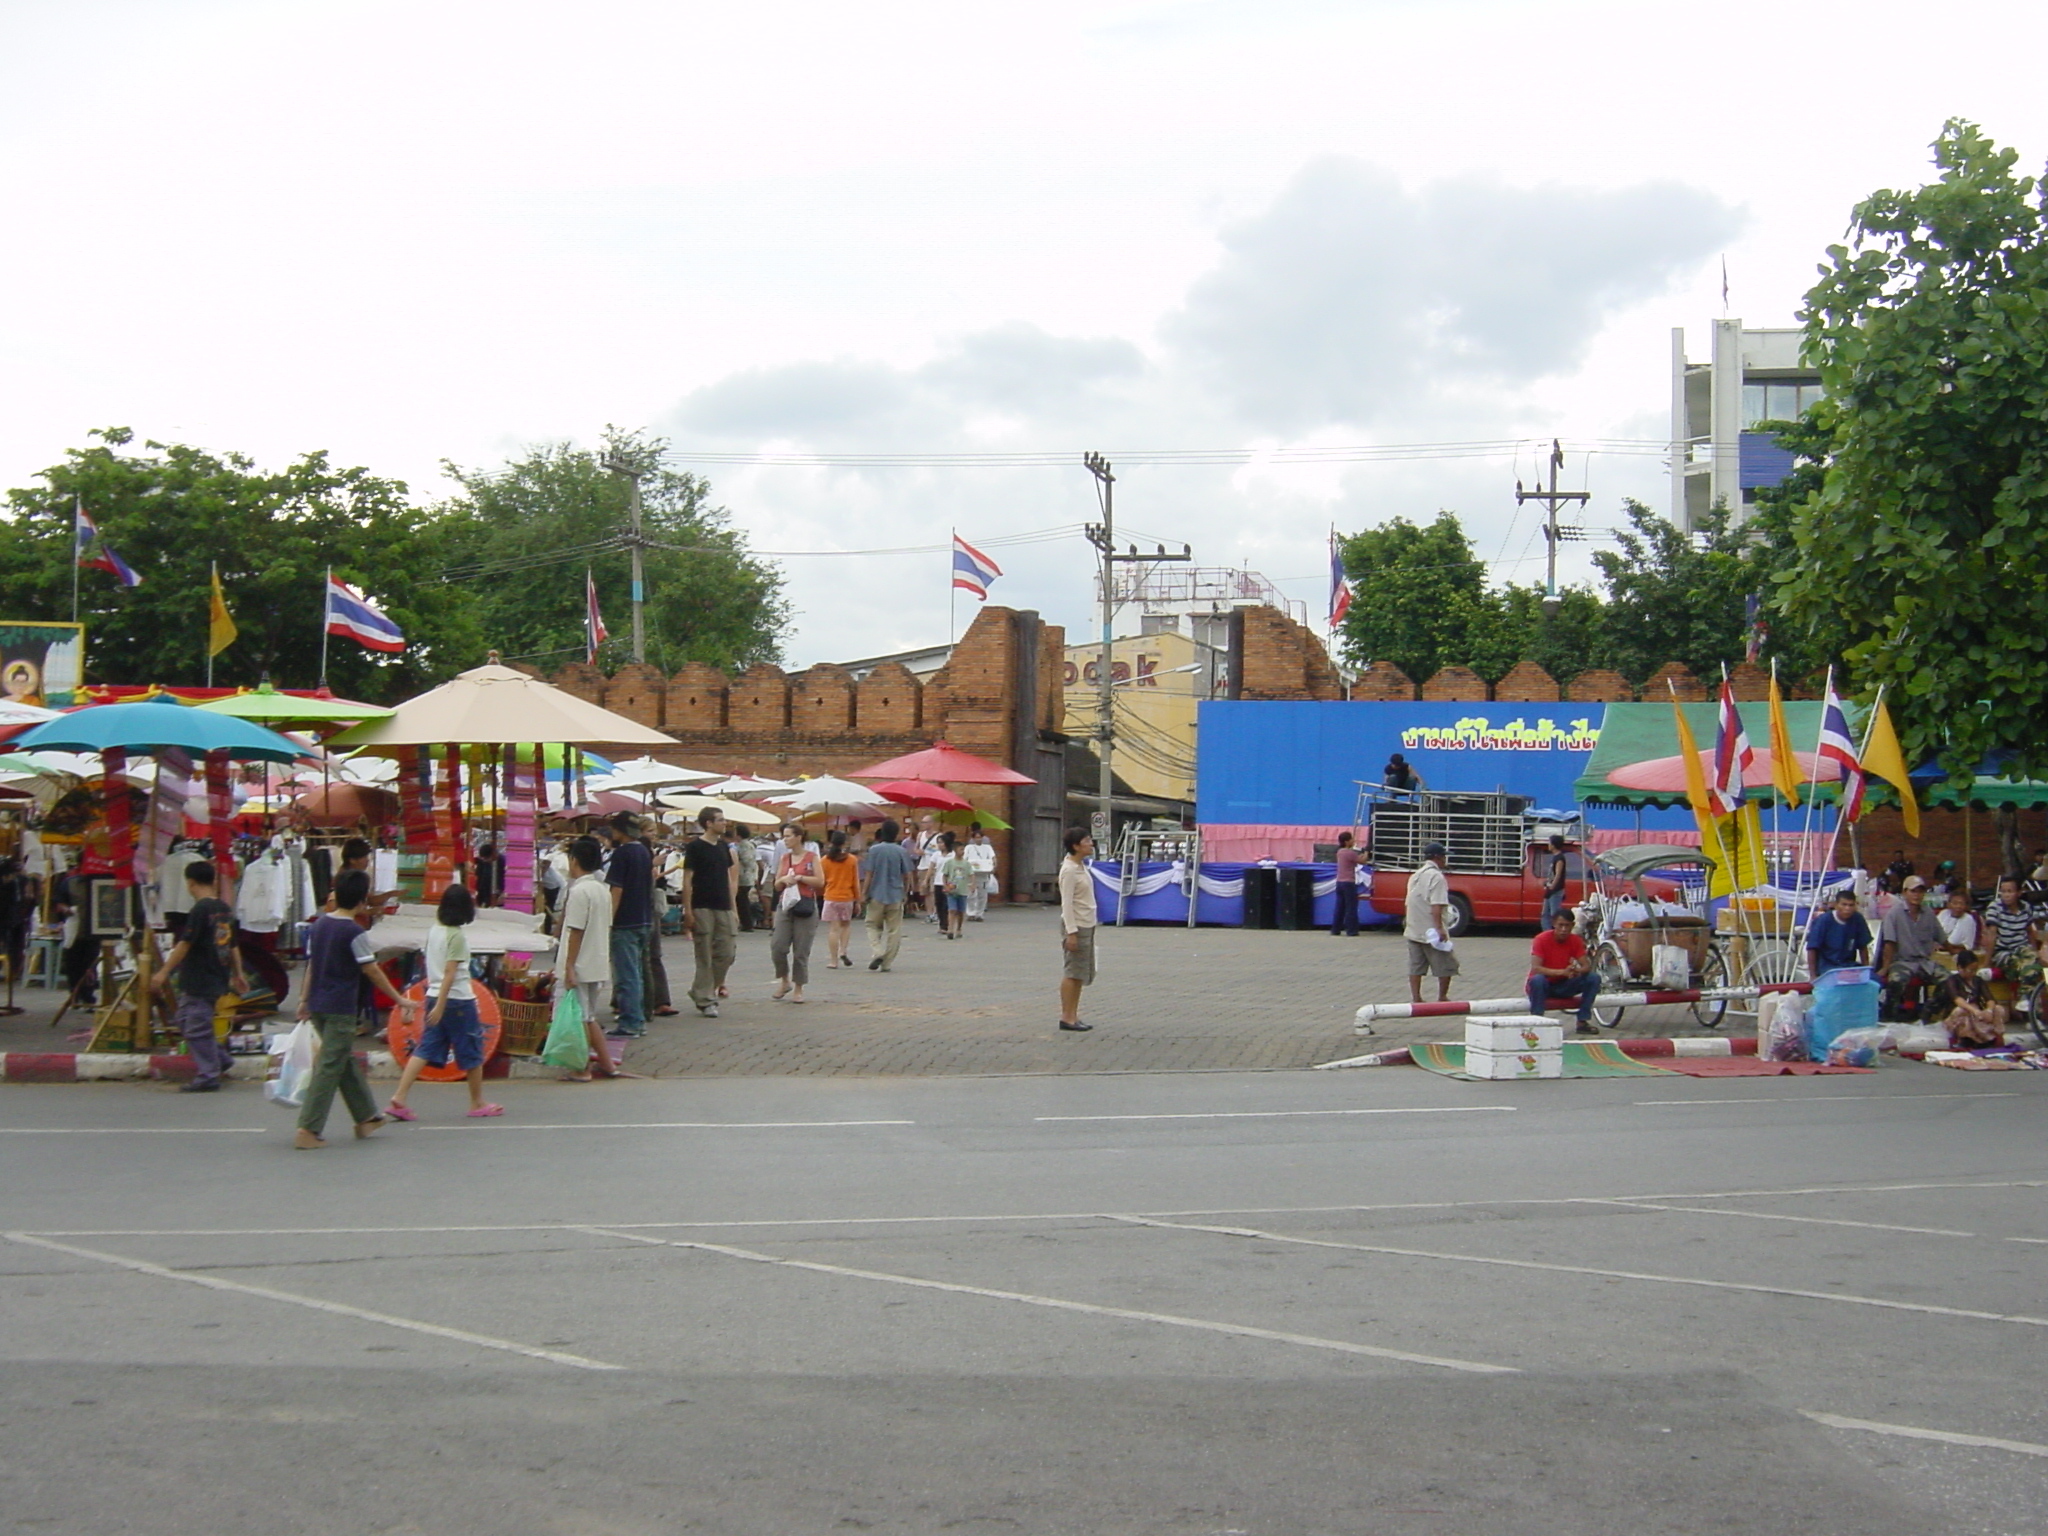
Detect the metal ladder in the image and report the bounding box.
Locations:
[1113,826,1203,927]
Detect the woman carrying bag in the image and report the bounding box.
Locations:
[770,822,825,1003]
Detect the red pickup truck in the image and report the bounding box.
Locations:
[1367,839,1585,936]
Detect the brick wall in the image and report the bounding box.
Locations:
[1419,666,1488,702]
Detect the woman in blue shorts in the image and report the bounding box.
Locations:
[385,884,503,1120]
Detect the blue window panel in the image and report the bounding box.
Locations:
[1739,431,1798,489]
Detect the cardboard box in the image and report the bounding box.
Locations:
[1464,1045,1564,1080]
[1465,1017,1564,1053]
[1717,906,1795,935]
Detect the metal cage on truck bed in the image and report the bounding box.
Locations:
[1361,788,1532,875]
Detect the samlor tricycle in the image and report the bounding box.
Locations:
[1574,843,1726,1029]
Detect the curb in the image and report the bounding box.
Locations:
[0,1050,564,1085]
[1314,1035,1761,1070]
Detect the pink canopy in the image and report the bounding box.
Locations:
[1606,748,1843,794]
[847,741,1035,786]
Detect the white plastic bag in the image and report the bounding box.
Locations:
[1651,943,1690,991]
[1768,993,1808,1061]
[264,1021,317,1109]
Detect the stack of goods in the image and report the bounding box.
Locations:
[1463,1015,1563,1079]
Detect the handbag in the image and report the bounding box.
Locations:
[781,853,818,920]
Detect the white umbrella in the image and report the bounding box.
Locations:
[772,776,889,816]
[326,661,675,750]
[699,774,799,796]
[652,791,784,826]
[0,702,60,731]
[589,756,719,793]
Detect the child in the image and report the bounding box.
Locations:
[1941,950,2009,1049]
[938,833,974,940]
[384,884,502,1120]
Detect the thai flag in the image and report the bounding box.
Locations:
[1818,681,1864,819]
[952,533,1002,599]
[74,502,142,588]
[324,575,406,654]
[585,568,609,663]
[1710,677,1754,816]
[1329,537,1353,629]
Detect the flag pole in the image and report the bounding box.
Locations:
[319,566,331,687]
[948,529,958,651]
[207,561,216,688]
[70,496,82,627]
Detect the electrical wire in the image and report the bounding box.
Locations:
[660,437,1672,470]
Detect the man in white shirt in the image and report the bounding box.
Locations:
[1403,841,1459,1004]
[557,836,624,1080]
[1056,827,1097,1032]
[964,826,998,921]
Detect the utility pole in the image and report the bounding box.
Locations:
[1083,452,1190,856]
[604,451,648,663]
[1515,438,1588,612]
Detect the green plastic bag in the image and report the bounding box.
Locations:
[538,987,590,1070]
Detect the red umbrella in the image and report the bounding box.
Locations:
[847,741,1035,785]
[872,779,973,811]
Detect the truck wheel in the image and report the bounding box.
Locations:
[1445,893,1473,938]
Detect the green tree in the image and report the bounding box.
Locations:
[1775,119,2048,779]
[437,429,788,674]
[1334,512,1491,682]
[0,428,481,700]
[1464,583,1607,685]
[1591,498,1751,685]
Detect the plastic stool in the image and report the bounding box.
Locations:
[25,935,63,989]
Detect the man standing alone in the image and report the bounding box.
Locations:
[680,807,736,1016]
[1404,840,1459,1004]
[1329,831,1363,937]
[858,819,914,971]
[1056,828,1097,1032]
[152,861,247,1093]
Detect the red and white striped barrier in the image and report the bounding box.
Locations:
[1353,982,1810,1033]
[1316,1034,1762,1070]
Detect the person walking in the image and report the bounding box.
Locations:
[1403,841,1459,1004]
[556,835,626,1081]
[964,825,997,921]
[1056,827,1098,1032]
[641,825,678,1017]
[819,829,859,967]
[600,812,654,1039]
[680,806,737,1016]
[938,833,974,939]
[151,860,247,1094]
[769,822,824,1002]
[729,827,761,933]
[384,884,501,1120]
[858,818,914,971]
[293,869,416,1150]
[1328,831,1363,937]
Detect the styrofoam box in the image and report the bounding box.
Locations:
[1464,1045,1564,1080]
[1465,1017,1564,1053]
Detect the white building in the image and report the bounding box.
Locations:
[1670,320,1824,530]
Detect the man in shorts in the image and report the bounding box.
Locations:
[1056,827,1097,1032]
[1404,841,1459,1004]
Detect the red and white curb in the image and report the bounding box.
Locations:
[1,1051,562,1084]
[1355,983,1810,1033]
[1315,1035,1761,1070]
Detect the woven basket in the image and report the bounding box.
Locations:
[497,997,554,1056]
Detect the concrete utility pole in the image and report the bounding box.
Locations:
[1515,438,1588,612]
[1083,452,1191,855]
[604,452,649,663]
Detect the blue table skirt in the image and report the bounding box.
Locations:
[1085,859,1394,928]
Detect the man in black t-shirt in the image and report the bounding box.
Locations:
[152,862,248,1093]
[680,807,736,1016]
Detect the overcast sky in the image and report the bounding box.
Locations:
[5,1,2043,670]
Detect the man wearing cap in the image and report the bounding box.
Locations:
[1879,875,1943,1015]
[1403,841,1458,1004]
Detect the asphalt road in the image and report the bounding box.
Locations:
[3,1064,2043,1534]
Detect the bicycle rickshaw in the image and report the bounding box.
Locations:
[1574,844,1727,1029]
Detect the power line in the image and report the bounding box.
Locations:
[660,437,1672,471]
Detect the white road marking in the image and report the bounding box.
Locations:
[33,1180,2044,1240]
[573,1225,1518,1376]
[2008,1237,2048,1245]
[404,1119,916,1131]
[1802,1410,2048,1459]
[0,1127,267,1134]
[1032,1106,1516,1123]
[1,1231,621,1372]
[1632,1093,2020,1105]
[1583,1199,1975,1239]
[1112,1216,2048,1330]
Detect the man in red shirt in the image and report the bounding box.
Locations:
[1526,908,1602,1034]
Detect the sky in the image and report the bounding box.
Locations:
[4,0,2045,671]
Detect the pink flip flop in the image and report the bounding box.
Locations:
[384,1102,417,1122]
[466,1103,505,1118]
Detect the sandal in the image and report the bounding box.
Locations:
[384,1102,417,1122]
[467,1103,505,1118]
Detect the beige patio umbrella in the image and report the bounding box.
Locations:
[326,661,675,751]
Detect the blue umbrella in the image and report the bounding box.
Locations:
[12,697,305,763]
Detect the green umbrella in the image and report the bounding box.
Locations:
[195,684,391,727]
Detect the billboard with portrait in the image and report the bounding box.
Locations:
[0,622,85,707]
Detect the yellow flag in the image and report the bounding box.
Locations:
[1860,697,1920,838]
[1767,666,1801,809]
[208,564,237,657]
[1670,696,1715,818]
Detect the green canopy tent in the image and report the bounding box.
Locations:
[1572,700,1861,808]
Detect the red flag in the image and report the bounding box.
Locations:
[585,569,609,663]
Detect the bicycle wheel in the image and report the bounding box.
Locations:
[1589,941,1629,1029]
[1689,946,1729,1029]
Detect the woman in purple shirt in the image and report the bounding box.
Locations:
[1329,831,1364,937]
